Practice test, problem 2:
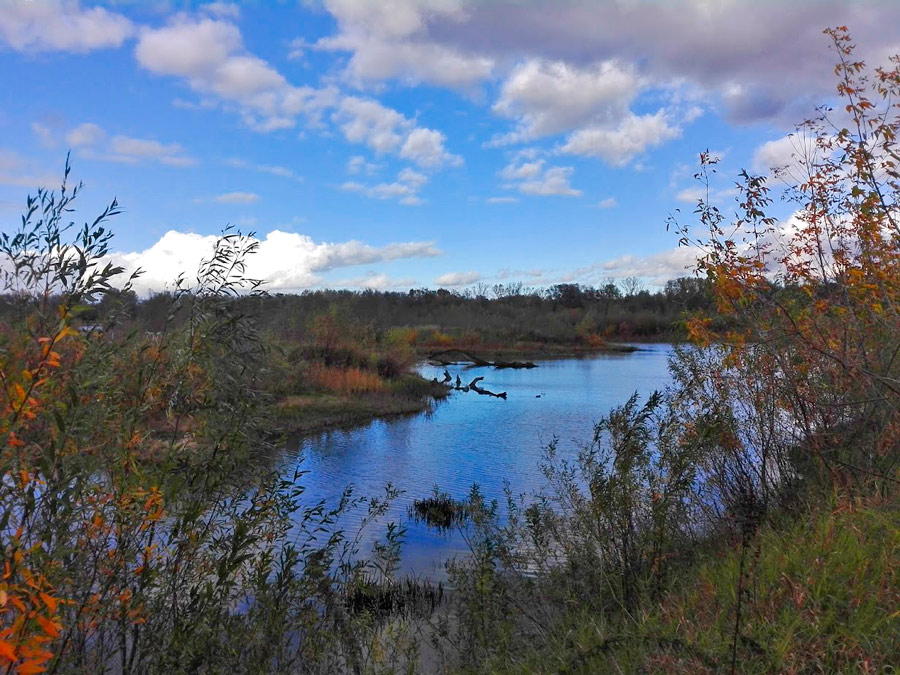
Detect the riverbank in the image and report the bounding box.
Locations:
[270,373,449,435]
[418,339,639,364]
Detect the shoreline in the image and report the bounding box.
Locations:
[270,377,450,437]
[270,342,662,438]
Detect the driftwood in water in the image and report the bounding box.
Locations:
[458,376,507,399]
[427,349,536,369]
[440,374,508,399]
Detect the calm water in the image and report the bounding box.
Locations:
[281,344,674,580]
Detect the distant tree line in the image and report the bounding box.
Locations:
[30,275,716,347]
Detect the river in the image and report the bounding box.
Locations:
[281,344,674,580]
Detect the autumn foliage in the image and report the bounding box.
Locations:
[674,27,900,491]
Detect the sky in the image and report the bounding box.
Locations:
[1,0,899,294]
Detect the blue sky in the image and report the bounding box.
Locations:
[2,0,899,293]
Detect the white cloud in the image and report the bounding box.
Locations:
[487,196,518,204]
[226,157,301,181]
[675,187,704,204]
[134,11,462,172]
[564,247,701,286]
[334,97,460,169]
[597,197,617,209]
[435,271,481,286]
[520,167,580,196]
[500,160,543,181]
[213,191,259,204]
[675,185,738,205]
[346,155,382,175]
[316,0,493,90]
[109,229,441,293]
[0,0,134,53]
[202,2,241,19]
[501,160,581,197]
[66,122,106,148]
[62,123,195,166]
[341,167,429,204]
[397,167,427,187]
[334,272,416,290]
[751,132,824,180]
[489,58,682,165]
[0,150,57,188]
[400,128,462,168]
[315,0,900,127]
[560,111,680,165]
[494,59,639,139]
[135,15,338,131]
[108,135,196,166]
[334,96,408,153]
[31,123,56,148]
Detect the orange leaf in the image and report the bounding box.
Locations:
[35,616,60,639]
[0,639,16,662]
[38,594,57,614]
[18,661,49,674]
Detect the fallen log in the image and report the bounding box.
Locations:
[427,349,536,369]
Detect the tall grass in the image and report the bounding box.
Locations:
[309,364,388,395]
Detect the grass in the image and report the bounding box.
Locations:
[408,491,470,532]
[272,374,448,434]
[496,495,900,673]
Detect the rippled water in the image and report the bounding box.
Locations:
[281,344,674,580]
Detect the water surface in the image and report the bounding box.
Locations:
[282,344,673,579]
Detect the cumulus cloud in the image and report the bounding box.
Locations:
[400,128,462,168]
[133,10,462,173]
[751,131,826,181]
[493,59,639,139]
[135,15,338,131]
[435,271,481,286]
[0,0,134,53]
[334,96,407,153]
[346,155,382,176]
[597,197,617,208]
[334,97,461,168]
[315,0,900,129]
[341,167,429,205]
[560,111,680,165]
[108,229,442,294]
[500,160,581,197]
[315,0,493,90]
[487,58,682,165]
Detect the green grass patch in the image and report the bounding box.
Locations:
[506,497,900,673]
